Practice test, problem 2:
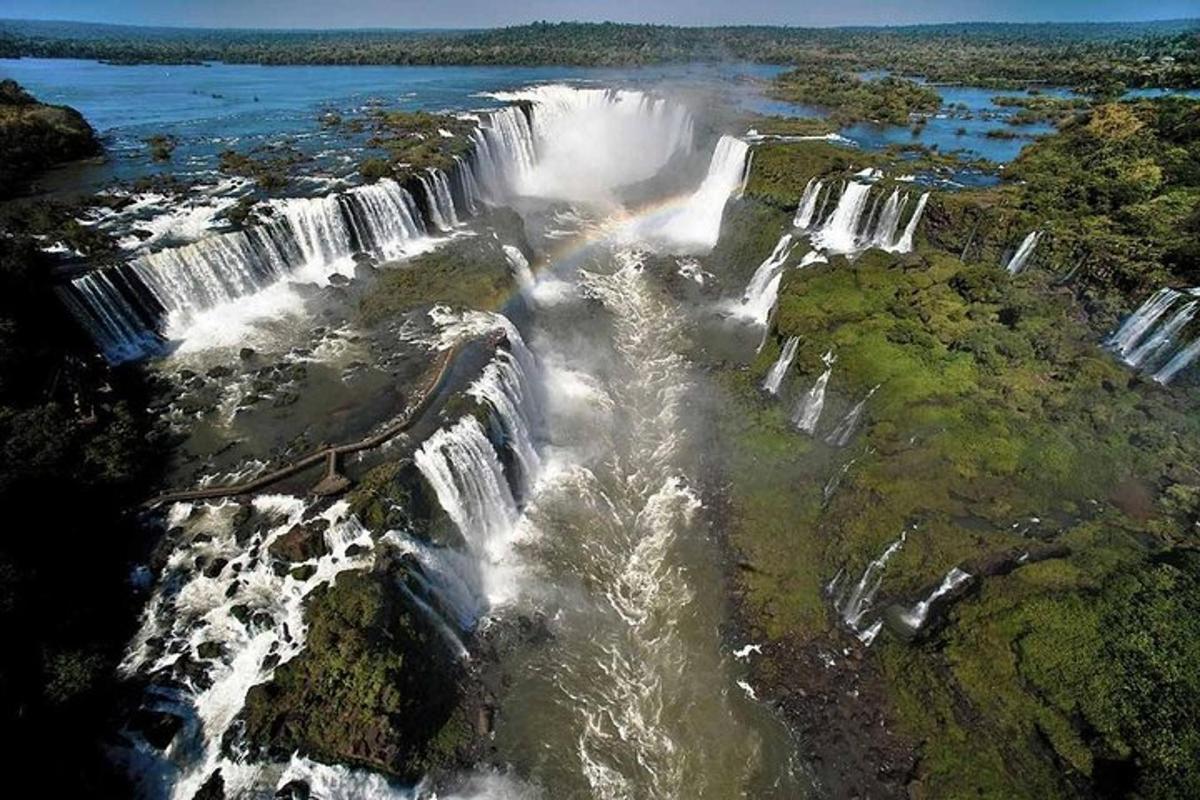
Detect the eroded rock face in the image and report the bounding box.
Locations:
[234,570,473,782]
[0,80,101,196]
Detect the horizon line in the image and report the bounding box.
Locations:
[2,16,1198,35]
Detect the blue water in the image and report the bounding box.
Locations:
[3,57,1196,194]
[0,58,790,192]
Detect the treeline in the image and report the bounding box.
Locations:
[0,19,1197,87]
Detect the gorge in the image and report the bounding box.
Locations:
[2,25,1200,800]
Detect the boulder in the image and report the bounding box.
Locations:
[268,521,329,563]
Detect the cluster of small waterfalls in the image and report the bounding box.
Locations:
[1106,286,1200,384]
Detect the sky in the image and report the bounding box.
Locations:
[1,0,1196,30]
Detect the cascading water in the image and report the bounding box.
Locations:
[419,170,459,231]
[738,234,796,325]
[1106,286,1200,383]
[64,177,432,360]
[762,336,800,395]
[895,567,972,632]
[486,85,695,202]
[503,244,535,291]
[869,190,906,249]
[812,182,873,254]
[629,134,750,252]
[792,350,836,434]
[824,383,880,447]
[894,192,929,253]
[413,415,524,614]
[116,497,377,800]
[1155,338,1200,384]
[793,178,824,230]
[805,181,928,255]
[1005,231,1041,274]
[835,529,908,645]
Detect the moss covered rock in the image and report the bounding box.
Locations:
[236,569,473,781]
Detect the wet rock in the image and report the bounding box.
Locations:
[345,543,366,558]
[275,780,311,800]
[130,708,184,750]
[230,604,251,625]
[197,641,224,660]
[237,393,263,408]
[290,564,317,581]
[202,558,228,579]
[239,347,256,360]
[206,365,234,379]
[268,522,330,563]
[193,769,224,800]
[272,390,300,408]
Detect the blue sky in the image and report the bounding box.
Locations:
[2,0,1195,29]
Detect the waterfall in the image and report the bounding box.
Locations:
[466,347,542,493]
[63,177,435,360]
[413,415,521,610]
[824,384,880,447]
[470,105,537,200]
[835,529,908,644]
[1108,288,1183,359]
[503,245,535,291]
[630,135,749,253]
[1105,287,1200,383]
[419,170,459,231]
[481,85,695,202]
[453,154,482,215]
[1155,337,1200,384]
[762,336,800,395]
[793,178,824,230]
[1126,301,1197,368]
[812,182,873,254]
[54,271,164,361]
[895,567,972,632]
[1005,231,1042,274]
[894,192,929,253]
[870,190,906,249]
[792,350,836,434]
[739,234,795,324]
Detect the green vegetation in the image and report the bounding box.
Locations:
[217,142,309,192]
[1,20,1197,88]
[715,97,1200,797]
[356,211,524,325]
[769,71,941,125]
[924,98,1200,321]
[0,79,100,197]
[143,133,176,161]
[0,227,162,794]
[361,109,475,181]
[238,570,474,780]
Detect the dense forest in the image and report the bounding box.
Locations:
[1,19,1197,88]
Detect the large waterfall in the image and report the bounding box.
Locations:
[1105,286,1200,384]
[628,134,750,252]
[486,85,695,202]
[63,177,430,360]
[412,321,541,620]
[63,85,701,361]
